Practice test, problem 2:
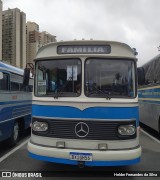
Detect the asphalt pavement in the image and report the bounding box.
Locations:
[0,129,160,179]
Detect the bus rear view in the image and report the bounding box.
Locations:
[28,40,141,166]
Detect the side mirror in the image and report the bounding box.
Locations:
[23,68,30,86]
[137,67,145,85]
[23,63,34,86]
[0,72,3,79]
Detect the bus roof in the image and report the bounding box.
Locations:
[142,53,160,67]
[35,40,136,60]
[0,61,24,75]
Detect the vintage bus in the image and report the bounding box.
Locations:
[138,54,160,134]
[0,61,33,146]
[26,40,141,167]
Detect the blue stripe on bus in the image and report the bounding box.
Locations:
[138,87,160,99]
[0,100,32,105]
[139,100,160,104]
[29,152,140,166]
[32,105,139,121]
[0,104,32,122]
[0,112,31,141]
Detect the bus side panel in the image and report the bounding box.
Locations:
[24,114,32,129]
[0,120,14,142]
[0,103,32,142]
[139,87,160,132]
[139,102,160,132]
[0,105,14,141]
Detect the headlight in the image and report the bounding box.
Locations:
[32,121,48,132]
[118,125,136,135]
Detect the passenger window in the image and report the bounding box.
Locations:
[143,58,160,86]
[26,85,33,92]
[20,84,26,91]
[11,82,20,91]
[0,73,9,91]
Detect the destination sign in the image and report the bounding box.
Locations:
[57,45,111,54]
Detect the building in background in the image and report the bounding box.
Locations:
[0,1,2,60]
[40,31,56,45]
[2,8,26,68]
[26,21,40,64]
[26,21,56,64]
[2,8,57,67]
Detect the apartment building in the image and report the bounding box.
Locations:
[0,0,2,60]
[2,8,26,68]
[26,21,56,64]
[40,31,56,45]
[26,21,40,64]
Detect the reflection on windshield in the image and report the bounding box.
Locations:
[36,59,81,97]
[85,59,135,98]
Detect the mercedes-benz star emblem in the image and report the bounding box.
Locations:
[75,122,89,138]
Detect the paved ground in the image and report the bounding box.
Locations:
[0,129,30,158]
[0,129,160,179]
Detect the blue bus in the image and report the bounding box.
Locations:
[0,61,33,146]
[138,54,160,134]
[25,40,141,167]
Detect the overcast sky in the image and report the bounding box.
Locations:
[3,0,160,66]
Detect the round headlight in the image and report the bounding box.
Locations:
[118,125,135,135]
[32,121,48,132]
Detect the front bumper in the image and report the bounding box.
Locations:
[28,141,141,166]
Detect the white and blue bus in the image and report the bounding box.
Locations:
[0,61,33,146]
[26,40,141,167]
[138,54,160,134]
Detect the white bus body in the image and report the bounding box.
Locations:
[28,40,141,166]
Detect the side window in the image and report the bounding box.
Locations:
[28,78,33,92]
[20,84,26,91]
[143,61,155,85]
[29,85,33,92]
[20,84,33,92]
[26,85,33,92]
[10,73,23,91]
[11,82,20,91]
[0,72,9,91]
[154,58,160,84]
[144,58,160,85]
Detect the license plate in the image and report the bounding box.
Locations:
[70,152,92,161]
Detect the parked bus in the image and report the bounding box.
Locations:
[26,40,141,167]
[138,54,160,134]
[0,61,33,146]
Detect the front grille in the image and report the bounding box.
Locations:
[32,118,136,140]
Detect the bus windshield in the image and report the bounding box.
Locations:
[85,58,135,98]
[36,59,82,97]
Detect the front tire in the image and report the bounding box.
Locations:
[6,121,19,146]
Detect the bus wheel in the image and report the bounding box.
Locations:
[6,121,19,146]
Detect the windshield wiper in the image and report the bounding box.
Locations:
[54,76,72,99]
[89,84,111,100]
